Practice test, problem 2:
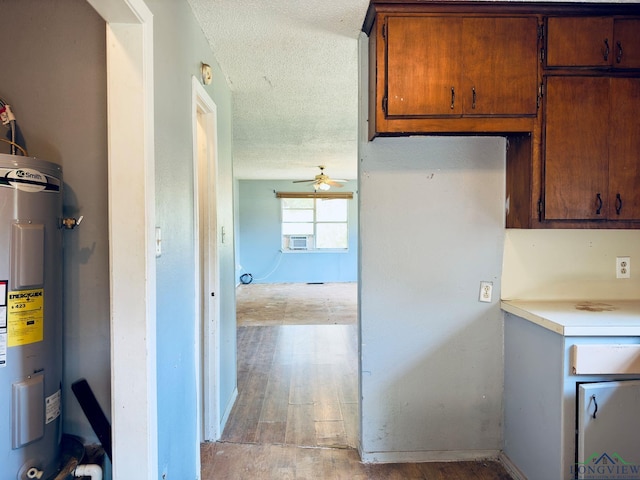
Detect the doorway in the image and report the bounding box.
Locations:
[192,77,221,443]
[223,282,358,448]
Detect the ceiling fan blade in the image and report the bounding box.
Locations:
[325,180,345,187]
[292,179,315,183]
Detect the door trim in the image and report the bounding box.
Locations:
[192,76,221,443]
[85,0,157,477]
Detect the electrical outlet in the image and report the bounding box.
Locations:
[616,256,631,279]
[479,281,493,303]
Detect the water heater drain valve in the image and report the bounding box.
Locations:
[62,216,84,229]
[26,467,43,479]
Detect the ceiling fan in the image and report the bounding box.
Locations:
[293,166,347,191]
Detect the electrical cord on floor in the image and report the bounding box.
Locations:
[240,251,284,284]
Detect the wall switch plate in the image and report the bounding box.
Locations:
[479,281,493,303]
[616,256,630,279]
[155,227,162,257]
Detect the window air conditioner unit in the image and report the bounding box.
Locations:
[289,236,308,250]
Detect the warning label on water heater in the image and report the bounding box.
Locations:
[7,288,44,347]
[46,389,61,424]
[0,280,8,366]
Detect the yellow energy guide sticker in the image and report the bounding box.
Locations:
[8,289,44,347]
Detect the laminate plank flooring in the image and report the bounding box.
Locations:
[202,283,512,479]
[222,323,358,448]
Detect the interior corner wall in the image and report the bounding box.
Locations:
[237,180,358,284]
[0,0,110,446]
[147,0,236,477]
[357,34,505,462]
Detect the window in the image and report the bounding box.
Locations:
[281,197,349,251]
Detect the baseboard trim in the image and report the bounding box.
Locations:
[499,452,527,480]
[219,387,238,436]
[359,449,501,464]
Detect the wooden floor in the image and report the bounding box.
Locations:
[201,283,512,479]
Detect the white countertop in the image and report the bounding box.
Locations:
[501,299,640,336]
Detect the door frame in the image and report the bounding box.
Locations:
[192,76,221,443]
[85,0,157,478]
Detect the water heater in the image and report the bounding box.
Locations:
[0,154,63,479]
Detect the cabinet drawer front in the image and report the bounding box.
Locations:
[571,344,640,374]
[546,16,613,67]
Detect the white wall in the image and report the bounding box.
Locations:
[358,35,505,462]
[502,229,640,300]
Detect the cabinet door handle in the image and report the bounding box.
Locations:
[617,41,623,63]
[450,87,455,110]
[603,38,610,61]
[616,193,623,215]
[472,87,476,109]
[596,193,603,215]
[591,394,598,419]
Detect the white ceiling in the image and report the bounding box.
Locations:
[186,0,370,181]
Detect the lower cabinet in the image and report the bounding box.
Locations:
[504,314,640,480]
[577,380,640,475]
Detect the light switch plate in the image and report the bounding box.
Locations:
[155,227,162,257]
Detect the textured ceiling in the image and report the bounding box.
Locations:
[187,0,369,181]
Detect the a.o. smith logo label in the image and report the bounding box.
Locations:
[0,168,60,193]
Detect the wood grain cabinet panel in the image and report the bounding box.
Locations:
[386,16,538,117]
[386,17,463,116]
[543,76,640,221]
[370,14,539,135]
[608,78,640,220]
[546,16,640,69]
[462,17,539,116]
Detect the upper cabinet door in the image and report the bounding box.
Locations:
[386,16,463,116]
[546,16,640,69]
[608,78,640,220]
[543,76,610,220]
[613,19,640,68]
[546,17,613,67]
[385,16,538,117]
[463,17,539,116]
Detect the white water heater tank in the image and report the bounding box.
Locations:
[0,154,63,479]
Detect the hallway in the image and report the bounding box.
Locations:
[200,283,512,479]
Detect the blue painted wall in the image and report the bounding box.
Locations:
[150,1,236,477]
[237,180,358,284]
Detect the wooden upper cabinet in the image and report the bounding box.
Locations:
[385,15,538,117]
[614,19,640,68]
[543,76,640,221]
[543,76,610,220]
[546,17,640,69]
[608,78,640,220]
[386,17,463,116]
[462,17,539,116]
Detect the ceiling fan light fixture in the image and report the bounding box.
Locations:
[294,166,345,191]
